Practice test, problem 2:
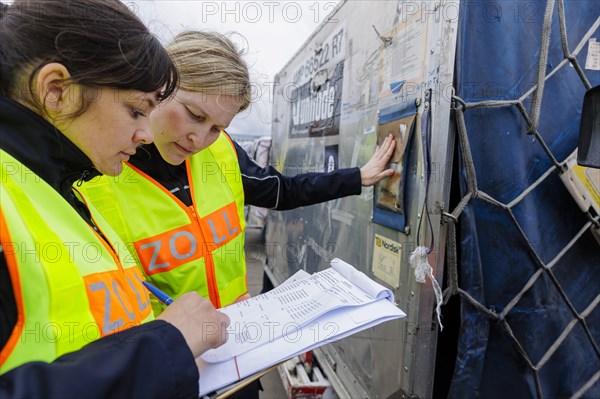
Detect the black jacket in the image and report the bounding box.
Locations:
[129,138,362,208]
[0,98,198,399]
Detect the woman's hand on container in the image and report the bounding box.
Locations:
[360,134,396,186]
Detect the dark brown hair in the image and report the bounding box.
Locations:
[0,0,178,115]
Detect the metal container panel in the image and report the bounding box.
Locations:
[265,1,459,397]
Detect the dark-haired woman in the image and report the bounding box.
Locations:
[0,1,228,398]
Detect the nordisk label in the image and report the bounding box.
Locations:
[372,234,401,289]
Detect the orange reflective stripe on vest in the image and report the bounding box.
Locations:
[201,202,242,247]
[135,223,202,276]
[84,267,151,334]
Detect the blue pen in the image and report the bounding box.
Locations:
[142,281,174,306]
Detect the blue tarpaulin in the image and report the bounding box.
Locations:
[448,1,600,398]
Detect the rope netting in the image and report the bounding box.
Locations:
[440,1,600,397]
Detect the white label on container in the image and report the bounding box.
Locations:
[372,234,401,289]
[585,38,600,70]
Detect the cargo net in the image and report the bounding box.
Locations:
[440,2,600,398]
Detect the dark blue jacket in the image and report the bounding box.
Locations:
[128,137,362,209]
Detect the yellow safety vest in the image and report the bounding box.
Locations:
[81,133,247,312]
[0,150,153,374]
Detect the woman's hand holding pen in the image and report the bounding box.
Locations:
[157,292,230,358]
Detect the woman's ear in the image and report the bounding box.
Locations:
[34,63,77,116]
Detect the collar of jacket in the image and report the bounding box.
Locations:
[129,143,174,176]
[0,97,100,199]
[129,143,193,205]
[129,143,187,182]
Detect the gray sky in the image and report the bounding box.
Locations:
[130,1,342,137]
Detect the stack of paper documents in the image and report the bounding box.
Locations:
[197,258,406,396]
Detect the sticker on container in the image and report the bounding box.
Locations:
[575,164,600,213]
[585,38,600,71]
[324,145,339,172]
[372,234,401,288]
[363,126,376,135]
